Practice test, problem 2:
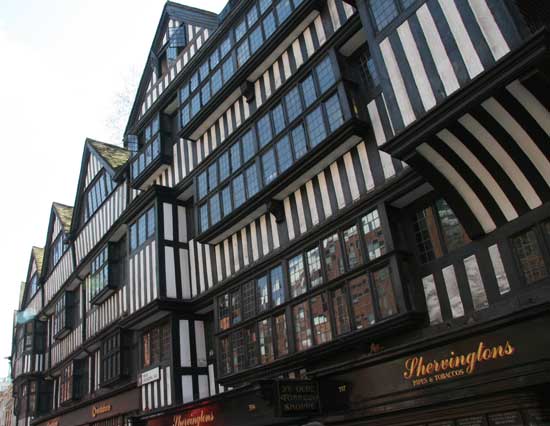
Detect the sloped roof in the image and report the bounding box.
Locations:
[88,139,131,173]
[31,247,44,275]
[53,202,73,234]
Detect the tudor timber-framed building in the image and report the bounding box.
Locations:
[10,1,550,426]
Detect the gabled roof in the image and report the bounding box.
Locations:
[31,247,44,276]
[52,203,73,234]
[124,2,219,138]
[88,139,131,174]
[70,139,130,235]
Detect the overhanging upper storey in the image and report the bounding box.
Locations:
[381,30,550,239]
[124,2,219,140]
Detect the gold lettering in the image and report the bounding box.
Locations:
[504,341,515,355]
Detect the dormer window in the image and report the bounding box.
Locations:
[51,235,68,267]
[85,172,115,221]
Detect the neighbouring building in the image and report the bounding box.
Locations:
[10,1,550,426]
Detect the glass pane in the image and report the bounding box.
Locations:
[323,234,345,281]
[293,302,312,351]
[230,142,242,172]
[289,254,306,297]
[306,247,323,288]
[291,124,308,159]
[325,94,344,132]
[231,330,245,372]
[332,287,351,335]
[349,274,375,329]
[414,205,443,264]
[272,103,286,135]
[220,337,232,375]
[257,275,269,312]
[315,57,336,93]
[343,225,364,269]
[257,114,273,148]
[242,281,256,320]
[230,290,241,325]
[306,106,327,147]
[245,164,260,197]
[373,266,398,318]
[274,313,288,357]
[369,0,399,31]
[276,136,293,172]
[512,229,548,284]
[271,266,285,306]
[301,75,317,107]
[218,294,230,330]
[221,186,232,217]
[311,293,332,345]
[208,163,218,191]
[262,148,278,185]
[362,209,385,260]
[245,326,258,367]
[435,199,470,252]
[258,319,274,364]
[242,129,257,162]
[285,86,303,122]
[232,174,246,208]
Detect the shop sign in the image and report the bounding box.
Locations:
[91,403,112,418]
[147,406,219,426]
[456,416,488,426]
[275,380,320,417]
[139,366,160,386]
[403,340,515,388]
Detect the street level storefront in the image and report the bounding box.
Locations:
[35,388,140,426]
[313,307,550,426]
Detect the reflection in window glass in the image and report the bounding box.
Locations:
[212,70,222,93]
[245,326,258,367]
[222,57,235,81]
[257,114,273,148]
[219,152,230,181]
[285,86,303,122]
[221,186,232,217]
[293,302,312,351]
[208,163,218,191]
[289,254,306,297]
[306,107,327,147]
[249,27,264,54]
[302,75,317,107]
[242,129,257,162]
[257,275,269,312]
[198,172,208,199]
[311,293,332,345]
[259,319,274,363]
[210,195,221,225]
[435,199,470,252]
[230,143,242,172]
[237,40,251,67]
[245,164,260,197]
[232,174,246,208]
[220,37,232,57]
[323,234,345,281]
[306,247,323,288]
[274,314,288,357]
[259,0,271,14]
[332,287,351,335]
[369,0,399,31]
[291,125,308,159]
[230,290,241,325]
[325,94,344,131]
[231,330,245,372]
[276,136,293,172]
[276,0,292,22]
[271,266,285,306]
[272,103,286,135]
[218,294,230,330]
[349,274,375,329]
[373,266,398,318]
[512,229,548,284]
[220,337,231,374]
[362,209,385,260]
[316,57,336,93]
[200,204,209,232]
[262,12,277,38]
[343,225,363,269]
[262,149,278,185]
[242,282,256,320]
[235,20,247,41]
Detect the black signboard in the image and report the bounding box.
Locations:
[487,412,524,426]
[275,380,321,417]
[456,417,488,426]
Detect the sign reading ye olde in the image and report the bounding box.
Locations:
[402,340,516,387]
[275,380,320,417]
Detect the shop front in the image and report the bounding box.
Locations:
[314,308,550,426]
[35,388,140,426]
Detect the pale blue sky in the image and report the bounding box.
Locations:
[0,0,226,377]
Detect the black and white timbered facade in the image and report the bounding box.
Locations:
[11,1,549,426]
